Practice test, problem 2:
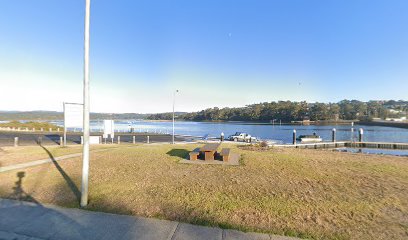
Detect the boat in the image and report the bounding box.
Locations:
[296,134,322,143]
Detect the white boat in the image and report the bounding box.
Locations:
[297,134,322,143]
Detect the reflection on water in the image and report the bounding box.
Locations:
[49,120,408,144]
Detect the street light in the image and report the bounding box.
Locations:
[81,0,91,208]
[172,90,179,144]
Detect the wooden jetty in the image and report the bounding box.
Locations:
[274,142,347,149]
[274,141,408,150]
[345,142,408,150]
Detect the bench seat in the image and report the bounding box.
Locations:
[220,148,231,161]
[189,151,199,161]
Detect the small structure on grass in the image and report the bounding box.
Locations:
[181,143,240,165]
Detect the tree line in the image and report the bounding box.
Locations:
[147,100,407,122]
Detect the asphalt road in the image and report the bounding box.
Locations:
[0,131,185,147]
[0,198,297,240]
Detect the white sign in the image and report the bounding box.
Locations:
[104,120,115,138]
[64,103,83,128]
[90,136,100,144]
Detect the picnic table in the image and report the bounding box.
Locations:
[200,143,221,161]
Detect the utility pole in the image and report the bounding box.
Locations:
[81,0,91,208]
[172,90,179,144]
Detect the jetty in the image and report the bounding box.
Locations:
[274,141,408,150]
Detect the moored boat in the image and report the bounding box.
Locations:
[296,134,322,143]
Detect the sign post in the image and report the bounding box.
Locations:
[63,102,84,146]
[103,120,115,140]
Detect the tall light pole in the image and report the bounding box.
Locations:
[81,0,91,208]
[172,90,179,144]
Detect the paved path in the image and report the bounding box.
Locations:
[0,152,84,173]
[0,147,114,173]
[0,199,299,240]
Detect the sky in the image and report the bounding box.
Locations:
[0,0,407,113]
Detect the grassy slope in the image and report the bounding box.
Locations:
[0,144,407,239]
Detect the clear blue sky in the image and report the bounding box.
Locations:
[0,0,407,113]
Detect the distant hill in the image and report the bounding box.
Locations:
[0,111,154,121]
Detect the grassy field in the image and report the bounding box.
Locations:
[0,143,407,239]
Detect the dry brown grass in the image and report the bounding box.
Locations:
[0,144,407,240]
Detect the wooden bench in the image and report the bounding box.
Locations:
[220,148,231,161]
[189,151,199,161]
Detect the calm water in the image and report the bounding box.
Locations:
[50,120,408,144]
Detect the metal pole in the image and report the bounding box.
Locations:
[81,0,91,208]
[172,90,178,144]
[292,129,296,145]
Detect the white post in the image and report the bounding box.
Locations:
[14,137,18,147]
[81,0,91,208]
[351,127,354,142]
[133,135,135,144]
[172,90,179,144]
[359,128,364,142]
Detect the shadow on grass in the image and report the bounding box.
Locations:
[7,171,40,204]
[166,149,190,159]
[40,145,81,204]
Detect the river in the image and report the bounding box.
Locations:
[49,120,408,144]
